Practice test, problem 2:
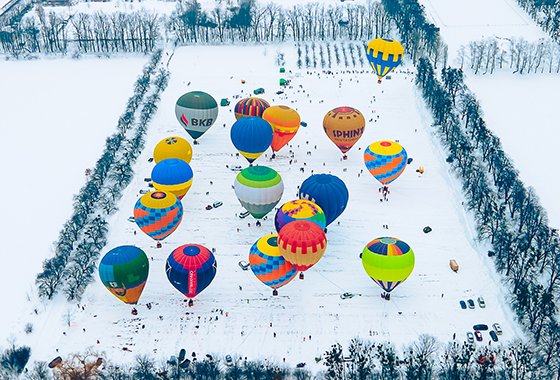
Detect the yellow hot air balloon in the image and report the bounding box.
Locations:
[323,106,365,158]
[365,38,404,83]
[153,136,192,164]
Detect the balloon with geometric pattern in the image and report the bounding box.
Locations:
[363,140,408,185]
[365,38,404,83]
[165,244,217,299]
[278,220,327,273]
[274,199,326,233]
[151,158,194,200]
[133,191,183,241]
[249,234,297,294]
[98,245,149,305]
[234,97,270,120]
[234,166,284,219]
[361,237,415,294]
[153,136,192,164]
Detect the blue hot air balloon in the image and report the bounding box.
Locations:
[230,116,273,164]
[298,174,349,226]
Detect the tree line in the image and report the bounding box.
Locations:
[459,36,560,74]
[515,0,560,41]
[35,49,169,303]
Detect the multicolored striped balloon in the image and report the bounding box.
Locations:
[166,244,217,299]
[151,158,194,200]
[364,140,408,185]
[230,116,273,164]
[278,220,327,272]
[99,245,149,305]
[133,191,183,241]
[262,105,301,153]
[274,199,326,233]
[362,237,415,293]
[249,234,297,290]
[234,97,270,120]
[234,166,284,219]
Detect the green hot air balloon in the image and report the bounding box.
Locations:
[234,166,284,219]
[175,91,219,142]
[362,237,414,295]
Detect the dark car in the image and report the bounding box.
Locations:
[225,355,233,367]
[467,299,475,309]
[340,292,355,300]
[296,362,306,368]
[205,205,213,210]
[238,260,250,271]
[474,330,483,342]
[459,300,467,310]
[473,324,488,331]
[489,330,499,342]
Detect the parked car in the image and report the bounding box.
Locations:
[213,201,223,208]
[225,355,233,367]
[477,296,486,308]
[467,299,475,309]
[238,260,250,271]
[239,211,250,219]
[489,330,499,342]
[474,330,483,342]
[459,300,467,310]
[466,332,474,343]
[230,165,243,171]
[127,216,135,222]
[492,323,502,335]
[253,88,265,95]
[143,177,152,182]
[473,324,488,331]
[296,362,306,368]
[148,157,154,163]
[139,189,150,194]
[340,292,355,300]
[276,90,284,95]
[205,205,213,210]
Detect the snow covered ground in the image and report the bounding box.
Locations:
[418,0,560,228]
[0,56,146,345]
[8,45,522,371]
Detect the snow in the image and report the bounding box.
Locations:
[419,0,547,62]
[0,56,146,344]
[6,44,523,371]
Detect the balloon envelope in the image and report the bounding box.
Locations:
[249,234,297,290]
[166,244,217,299]
[365,38,404,82]
[134,191,183,241]
[262,105,301,152]
[151,158,194,199]
[364,140,408,185]
[230,116,273,163]
[323,107,365,154]
[274,199,326,232]
[99,245,149,304]
[234,166,284,219]
[234,97,270,120]
[362,237,415,293]
[278,220,327,272]
[153,136,192,164]
[298,174,348,226]
[175,91,218,140]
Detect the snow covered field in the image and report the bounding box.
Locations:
[0,56,147,344]
[7,45,522,371]
[418,0,560,228]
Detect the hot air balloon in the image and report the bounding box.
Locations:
[364,140,408,185]
[153,136,192,164]
[278,220,327,277]
[249,234,297,295]
[134,191,183,241]
[165,244,217,299]
[361,237,415,295]
[230,116,273,164]
[323,107,365,158]
[175,91,218,142]
[234,166,284,219]
[262,105,301,153]
[99,245,149,304]
[151,158,194,199]
[234,97,270,120]
[298,174,349,226]
[274,199,326,233]
[365,38,404,83]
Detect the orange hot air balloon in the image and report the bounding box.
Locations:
[262,105,301,153]
[323,107,365,157]
[278,220,327,273]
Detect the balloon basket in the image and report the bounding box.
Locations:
[343,155,347,160]
[188,299,194,307]
[272,289,278,296]
[156,242,162,249]
[377,79,382,84]
[271,153,276,159]
[299,272,304,280]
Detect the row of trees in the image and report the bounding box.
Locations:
[35,50,167,302]
[515,0,560,41]
[459,37,560,74]
[296,41,367,69]
[0,9,159,56]
[416,58,560,379]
